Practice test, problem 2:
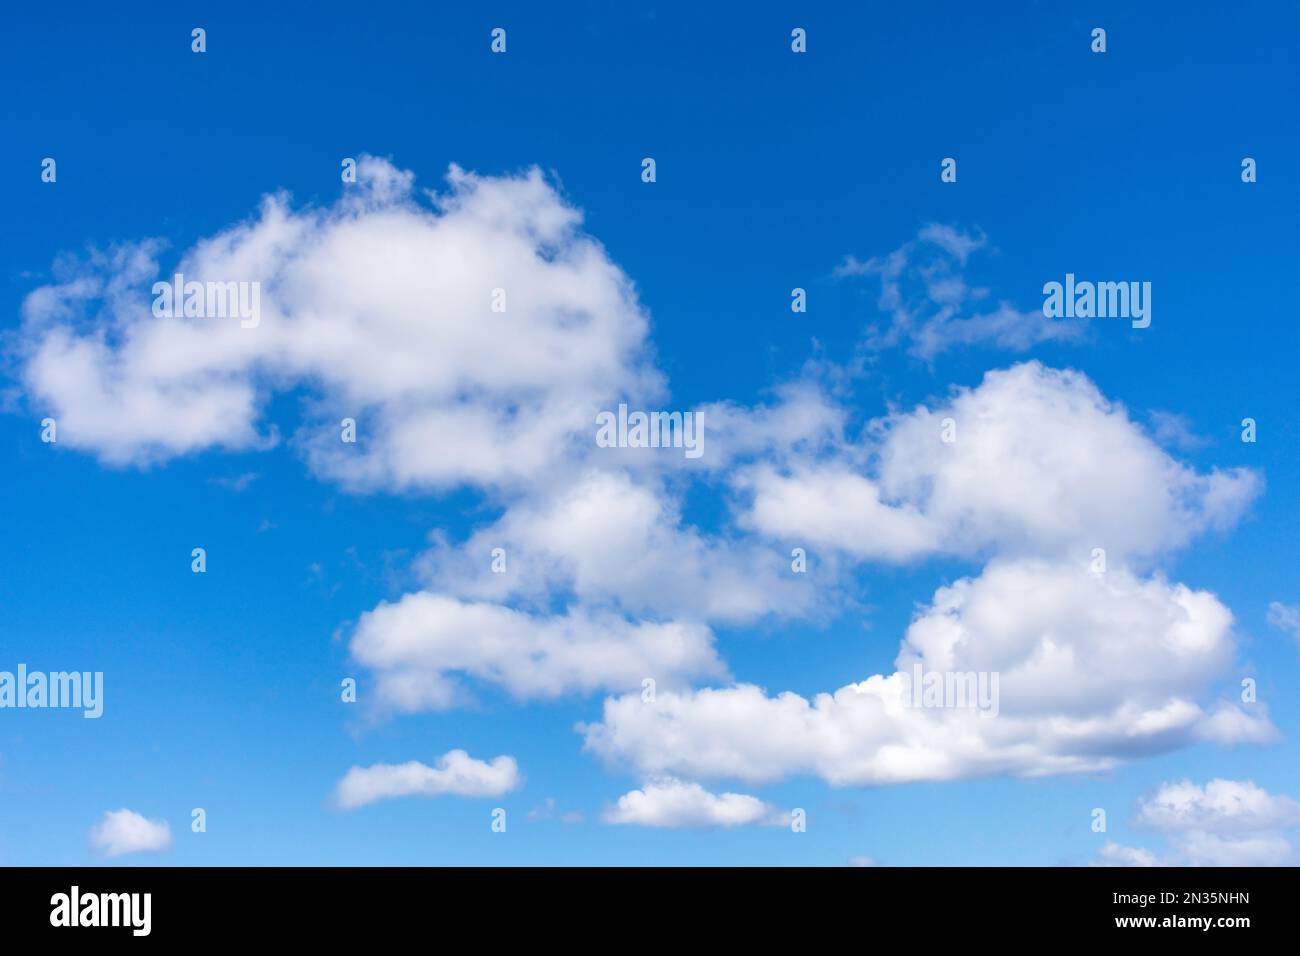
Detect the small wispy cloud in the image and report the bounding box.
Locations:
[208,472,260,492]
[1267,602,1300,643]
[527,797,584,824]
[1147,410,1210,452]
[334,749,521,810]
[89,809,172,858]
[1095,779,1300,866]
[836,224,1083,359]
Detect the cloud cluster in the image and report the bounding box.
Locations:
[12,158,1279,831]
[575,361,1267,793]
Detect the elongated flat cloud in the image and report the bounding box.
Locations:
[603,778,783,828]
[334,749,520,809]
[580,559,1273,787]
[350,593,726,713]
[17,157,661,491]
[1098,779,1300,866]
[88,809,172,857]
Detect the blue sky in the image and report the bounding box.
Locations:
[2,1,1299,865]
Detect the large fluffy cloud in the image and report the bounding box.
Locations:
[580,559,1273,786]
[334,749,521,809]
[1267,601,1300,643]
[13,157,1276,802]
[1098,779,1300,866]
[17,157,660,490]
[739,362,1260,564]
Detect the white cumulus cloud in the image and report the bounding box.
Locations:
[1097,779,1300,866]
[580,559,1272,787]
[739,361,1260,564]
[16,157,661,492]
[14,156,1278,807]
[603,778,783,828]
[334,749,521,810]
[88,809,172,857]
[350,593,726,713]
